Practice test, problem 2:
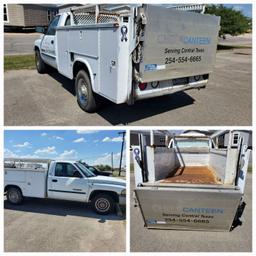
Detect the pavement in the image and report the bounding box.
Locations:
[4,33,42,55]
[4,49,252,126]
[130,172,252,252]
[218,33,252,47]
[4,198,126,252]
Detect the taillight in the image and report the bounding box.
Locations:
[138,83,147,90]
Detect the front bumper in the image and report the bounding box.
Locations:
[134,79,208,101]
[119,195,126,205]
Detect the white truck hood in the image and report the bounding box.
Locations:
[88,175,126,187]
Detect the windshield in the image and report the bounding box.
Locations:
[75,163,96,177]
[175,139,210,148]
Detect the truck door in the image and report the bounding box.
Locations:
[40,15,60,69]
[47,162,89,202]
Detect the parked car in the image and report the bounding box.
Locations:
[87,166,112,176]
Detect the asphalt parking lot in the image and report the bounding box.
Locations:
[4,33,41,55]
[4,198,126,252]
[4,49,252,126]
[130,172,252,252]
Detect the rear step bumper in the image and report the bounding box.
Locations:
[134,79,207,101]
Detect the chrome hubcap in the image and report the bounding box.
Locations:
[78,79,88,106]
[95,198,110,212]
[36,53,39,68]
[9,191,18,202]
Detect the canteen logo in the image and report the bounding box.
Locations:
[183,207,224,214]
[181,36,211,45]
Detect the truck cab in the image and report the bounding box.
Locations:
[34,13,70,69]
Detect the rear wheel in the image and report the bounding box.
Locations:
[75,70,101,113]
[92,194,115,215]
[7,187,23,204]
[35,49,47,74]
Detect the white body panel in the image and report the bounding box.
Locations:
[4,160,126,204]
[4,168,47,198]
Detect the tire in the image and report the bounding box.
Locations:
[35,49,47,74]
[75,70,100,113]
[7,187,23,204]
[92,194,115,215]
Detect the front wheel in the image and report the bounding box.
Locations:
[75,70,100,113]
[35,49,47,74]
[7,187,23,204]
[92,194,115,215]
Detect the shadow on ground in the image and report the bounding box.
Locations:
[48,71,195,125]
[4,198,124,222]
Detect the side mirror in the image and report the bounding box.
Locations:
[36,26,46,34]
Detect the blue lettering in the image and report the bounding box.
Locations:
[182,36,211,45]
[182,207,224,214]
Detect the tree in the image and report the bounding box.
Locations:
[205,5,251,38]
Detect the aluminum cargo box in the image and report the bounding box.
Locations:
[135,185,242,231]
[139,5,220,82]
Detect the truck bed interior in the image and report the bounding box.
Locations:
[147,146,229,185]
[159,166,221,184]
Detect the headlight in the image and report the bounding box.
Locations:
[121,189,126,195]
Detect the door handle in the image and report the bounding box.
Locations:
[51,40,54,44]
[52,179,58,182]
[73,188,82,191]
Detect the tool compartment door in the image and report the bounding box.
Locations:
[139,6,220,82]
[135,186,241,231]
[98,27,119,101]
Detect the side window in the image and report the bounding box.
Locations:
[65,15,71,26]
[55,163,82,178]
[46,15,60,36]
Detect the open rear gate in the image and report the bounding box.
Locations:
[138,5,220,82]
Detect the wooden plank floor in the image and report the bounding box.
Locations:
[160,166,221,184]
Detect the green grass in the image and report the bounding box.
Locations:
[247,164,252,173]
[4,54,35,71]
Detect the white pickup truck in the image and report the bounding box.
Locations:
[34,4,220,112]
[4,159,126,215]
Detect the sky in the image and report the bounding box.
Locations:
[161,4,252,18]
[4,130,126,168]
[224,4,252,18]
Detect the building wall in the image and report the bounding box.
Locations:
[23,4,55,27]
[58,4,82,13]
[4,4,58,28]
[4,4,25,27]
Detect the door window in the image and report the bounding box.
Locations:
[55,163,82,178]
[65,15,71,26]
[46,15,60,36]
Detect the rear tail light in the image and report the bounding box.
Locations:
[138,83,147,90]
